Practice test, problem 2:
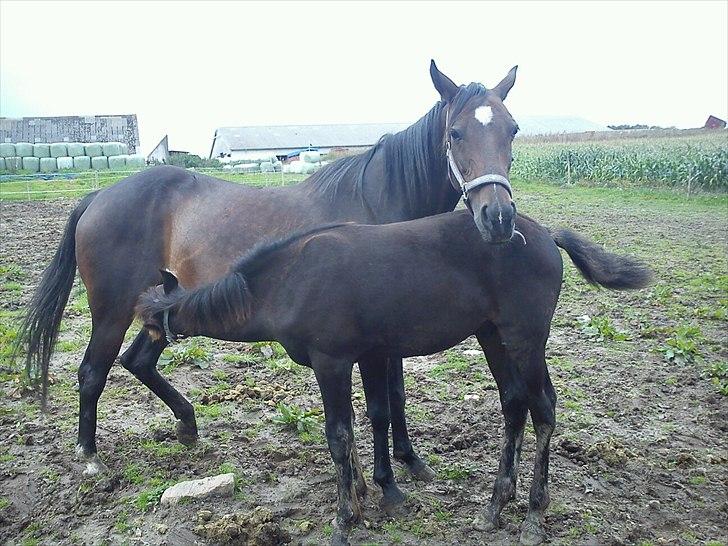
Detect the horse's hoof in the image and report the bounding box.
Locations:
[380,484,407,512]
[82,454,109,477]
[519,517,546,546]
[176,420,199,446]
[472,513,498,532]
[330,520,351,546]
[406,457,437,482]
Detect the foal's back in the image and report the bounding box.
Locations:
[259,210,563,361]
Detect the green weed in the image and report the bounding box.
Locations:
[662,324,702,364]
[271,402,321,434]
[576,314,629,341]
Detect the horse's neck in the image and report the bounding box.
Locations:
[300,105,458,224]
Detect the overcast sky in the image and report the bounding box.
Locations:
[1,1,726,156]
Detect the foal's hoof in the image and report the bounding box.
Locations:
[176,420,199,446]
[82,454,109,477]
[405,457,437,482]
[380,484,407,512]
[472,513,498,532]
[330,521,351,546]
[519,517,546,546]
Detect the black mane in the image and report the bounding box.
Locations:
[302,83,487,220]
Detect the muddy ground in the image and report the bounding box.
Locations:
[1,182,726,546]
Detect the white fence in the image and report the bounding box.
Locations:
[0,167,303,201]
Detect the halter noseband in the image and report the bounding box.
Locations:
[445,107,513,206]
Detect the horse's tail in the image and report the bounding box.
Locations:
[14,191,99,405]
[552,229,652,289]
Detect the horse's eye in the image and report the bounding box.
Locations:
[449,129,462,141]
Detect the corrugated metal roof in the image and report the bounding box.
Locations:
[212,117,610,153]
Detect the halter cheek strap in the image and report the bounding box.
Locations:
[162,308,185,344]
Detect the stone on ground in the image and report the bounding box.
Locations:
[160,473,235,505]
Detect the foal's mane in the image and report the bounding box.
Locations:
[303,83,487,216]
[137,224,350,332]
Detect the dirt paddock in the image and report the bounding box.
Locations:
[0,183,726,545]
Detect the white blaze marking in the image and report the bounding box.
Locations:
[474,105,493,126]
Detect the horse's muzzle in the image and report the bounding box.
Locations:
[477,201,516,243]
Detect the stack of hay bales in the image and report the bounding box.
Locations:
[0,141,144,173]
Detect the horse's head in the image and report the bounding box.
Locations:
[431,61,520,244]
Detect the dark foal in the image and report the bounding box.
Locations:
[137,211,651,546]
[17,61,520,486]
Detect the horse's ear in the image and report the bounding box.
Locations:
[492,65,518,101]
[430,60,458,103]
[159,269,179,295]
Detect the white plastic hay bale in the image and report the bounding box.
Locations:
[301,162,317,175]
[0,143,15,158]
[102,142,123,156]
[273,160,282,172]
[15,142,33,157]
[23,157,40,172]
[33,143,51,158]
[300,151,321,163]
[259,161,275,173]
[120,143,129,154]
[282,164,291,174]
[5,157,22,171]
[57,156,74,170]
[40,157,57,172]
[73,156,91,170]
[50,143,67,158]
[91,156,109,170]
[0,158,5,171]
[108,155,127,170]
[125,154,146,169]
[66,143,85,157]
[289,160,304,174]
[84,143,103,157]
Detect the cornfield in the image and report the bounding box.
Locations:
[512,131,727,190]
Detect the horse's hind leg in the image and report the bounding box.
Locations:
[387,357,436,482]
[520,368,556,546]
[119,330,198,444]
[474,326,528,531]
[76,317,129,476]
[311,353,359,546]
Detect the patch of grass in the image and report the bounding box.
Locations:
[662,324,702,364]
[272,402,321,434]
[56,339,84,353]
[576,314,630,341]
[440,462,473,481]
[133,482,171,512]
[0,497,10,510]
[706,361,728,396]
[122,463,147,485]
[212,369,229,382]
[113,510,131,533]
[195,402,231,420]
[688,475,707,486]
[139,439,185,458]
[428,350,469,379]
[159,340,211,371]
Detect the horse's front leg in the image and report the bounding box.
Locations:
[312,354,360,546]
[359,356,406,509]
[387,357,436,481]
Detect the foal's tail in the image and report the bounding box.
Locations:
[552,229,652,289]
[14,191,99,405]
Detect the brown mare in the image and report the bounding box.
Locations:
[136,211,651,545]
[18,62,518,485]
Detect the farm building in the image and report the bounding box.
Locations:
[0,114,140,152]
[209,117,610,161]
[209,123,409,161]
[703,115,726,129]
